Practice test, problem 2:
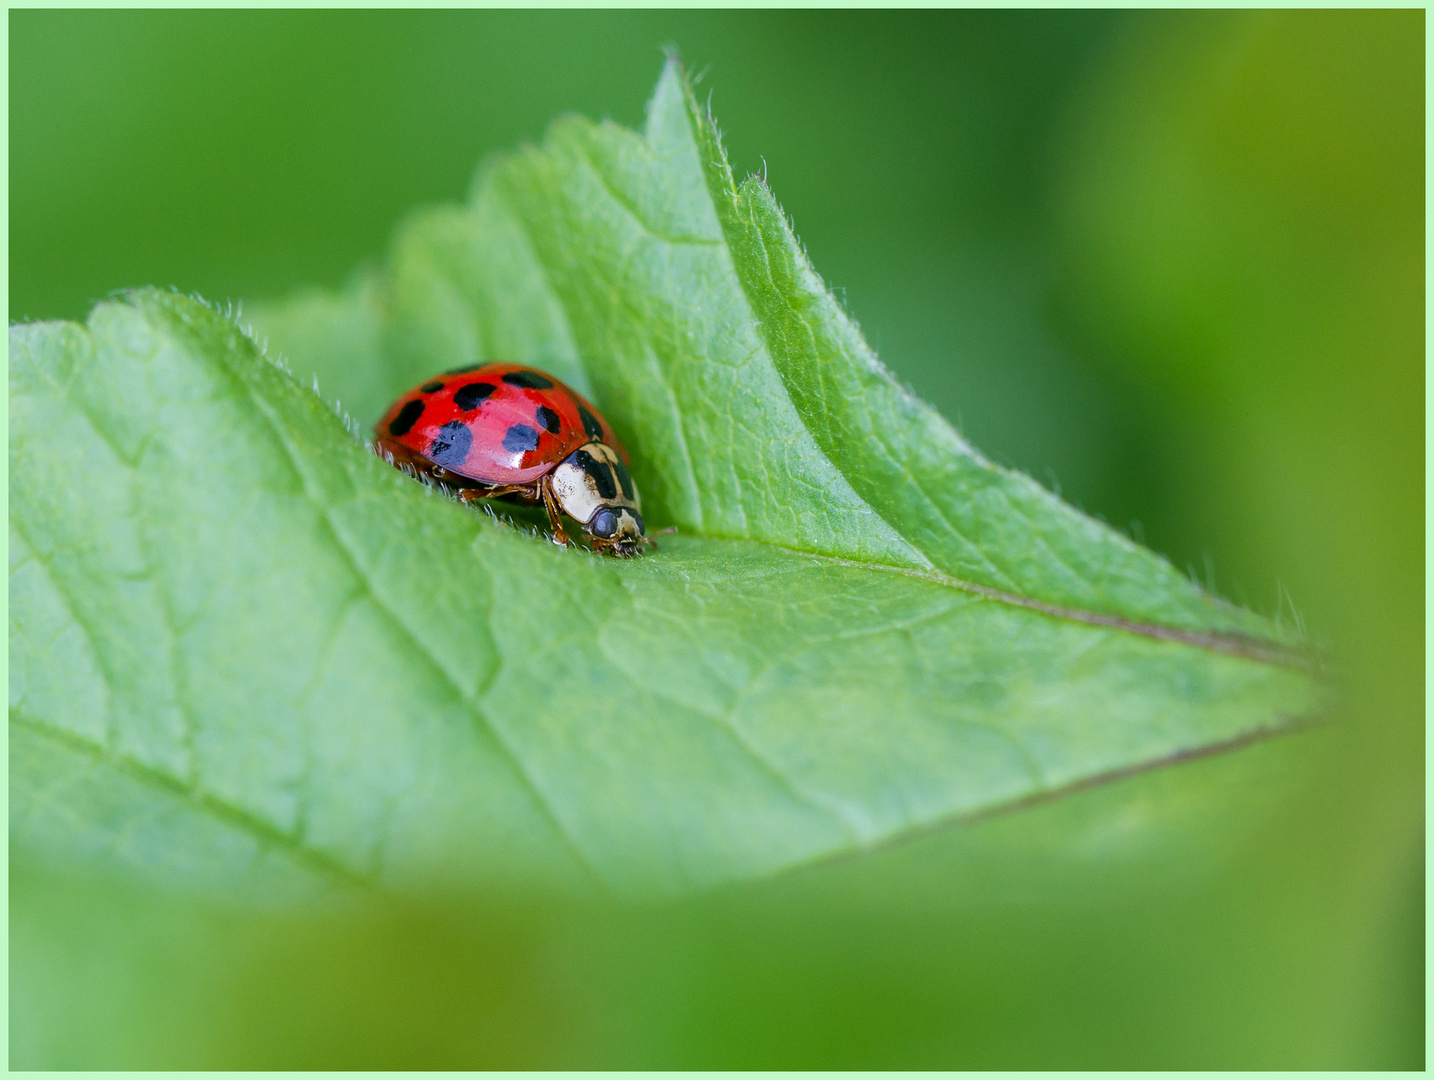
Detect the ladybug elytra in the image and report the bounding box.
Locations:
[374,363,651,557]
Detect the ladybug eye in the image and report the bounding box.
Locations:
[590,508,618,538]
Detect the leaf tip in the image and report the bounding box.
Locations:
[648,49,692,128]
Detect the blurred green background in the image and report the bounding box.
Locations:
[9,9,1423,1068]
[10,10,1223,591]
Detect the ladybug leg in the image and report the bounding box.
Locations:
[453,483,527,505]
[538,476,576,548]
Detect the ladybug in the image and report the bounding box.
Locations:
[373,362,651,557]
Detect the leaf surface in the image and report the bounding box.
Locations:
[10,61,1319,899]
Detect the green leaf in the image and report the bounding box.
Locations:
[10,60,1319,900]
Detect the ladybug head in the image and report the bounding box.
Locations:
[550,442,649,557]
[587,505,646,556]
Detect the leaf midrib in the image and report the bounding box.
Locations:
[786,548,1314,670]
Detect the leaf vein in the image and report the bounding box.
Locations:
[10,710,366,890]
[222,343,606,887]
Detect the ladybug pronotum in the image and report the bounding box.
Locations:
[374,362,652,557]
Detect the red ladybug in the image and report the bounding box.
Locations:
[373,362,651,557]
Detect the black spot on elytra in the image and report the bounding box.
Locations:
[388,399,426,438]
[578,404,605,441]
[574,449,617,499]
[536,405,561,434]
[453,382,496,410]
[502,369,554,390]
[612,457,636,501]
[503,424,540,454]
[429,420,472,469]
[420,381,444,394]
